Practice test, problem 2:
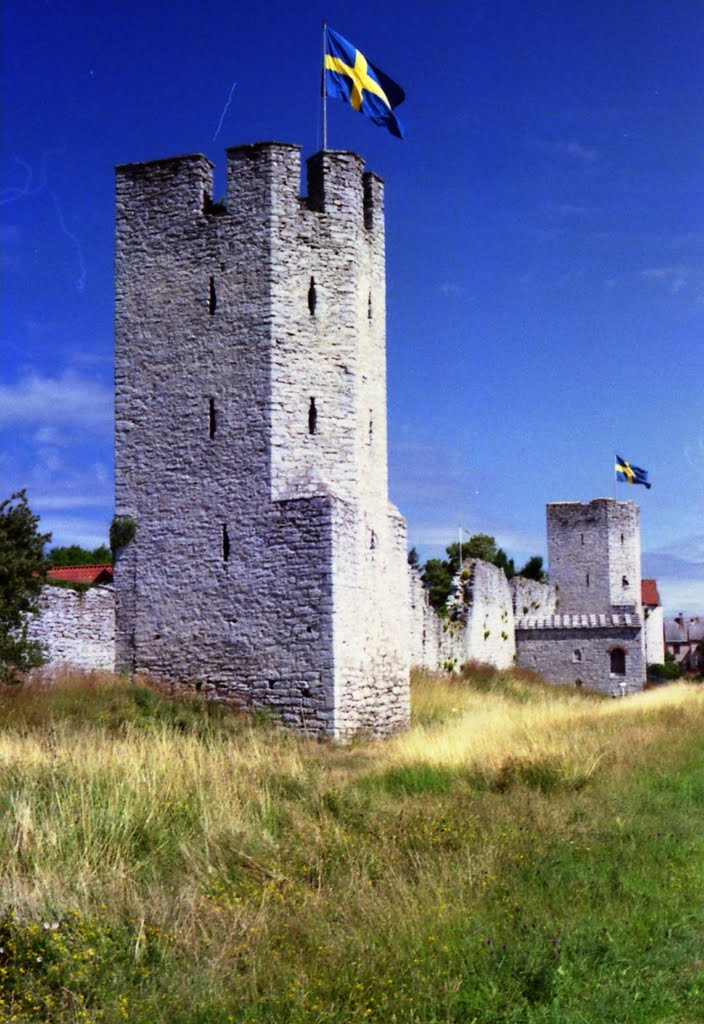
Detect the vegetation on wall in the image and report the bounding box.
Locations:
[109,515,137,554]
[0,490,51,681]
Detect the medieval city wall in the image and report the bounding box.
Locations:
[409,559,524,671]
[446,559,516,669]
[28,585,115,673]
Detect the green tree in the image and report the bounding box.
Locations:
[421,558,454,611]
[493,548,516,579]
[421,534,542,609]
[516,555,546,581]
[0,491,52,681]
[407,546,420,569]
[446,534,497,573]
[48,543,112,566]
[647,652,682,682]
[447,536,515,578]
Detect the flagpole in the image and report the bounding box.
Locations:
[321,19,328,151]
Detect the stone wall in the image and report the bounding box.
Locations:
[509,576,557,619]
[114,142,409,737]
[408,559,515,671]
[643,605,665,665]
[446,559,515,669]
[28,586,115,673]
[516,613,645,695]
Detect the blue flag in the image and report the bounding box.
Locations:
[615,455,652,489]
[324,27,405,139]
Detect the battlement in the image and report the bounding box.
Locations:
[115,153,214,218]
[516,612,642,631]
[115,143,383,229]
[547,497,638,518]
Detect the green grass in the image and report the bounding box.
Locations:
[0,668,703,1022]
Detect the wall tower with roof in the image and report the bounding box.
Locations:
[515,499,646,694]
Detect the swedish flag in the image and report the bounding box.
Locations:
[324,27,405,139]
[615,455,652,489]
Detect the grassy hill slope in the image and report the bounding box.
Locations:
[1,667,703,1023]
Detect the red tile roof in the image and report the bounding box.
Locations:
[641,579,661,607]
[47,564,113,585]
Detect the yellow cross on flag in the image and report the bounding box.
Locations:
[324,27,405,138]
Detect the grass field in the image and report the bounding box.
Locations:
[0,666,703,1023]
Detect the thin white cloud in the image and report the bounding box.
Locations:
[40,513,110,550]
[34,494,113,511]
[546,202,591,217]
[531,138,600,163]
[439,282,471,299]
[641,546,704,616]
[0,370,113,430]
[641,266,697,295]
[558,141,599,162]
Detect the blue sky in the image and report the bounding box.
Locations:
[2,0,702,615]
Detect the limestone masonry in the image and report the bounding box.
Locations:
[113,143,409,737]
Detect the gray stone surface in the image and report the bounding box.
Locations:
[510,576,557,620]
[547,498,641,615]
[114,142,409,737]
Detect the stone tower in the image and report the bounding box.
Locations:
[114,142,410,737]
[547,498,642,615]
[515,498,645,695]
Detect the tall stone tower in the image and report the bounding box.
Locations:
[114,143,410,737]
[547,498,642,615]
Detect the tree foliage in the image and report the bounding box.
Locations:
[0,490,52,681]
[421,534,544,610]
[648,653,682,682]
[420,558,454,611]
[48,544,112,566]
[516,555,546,582]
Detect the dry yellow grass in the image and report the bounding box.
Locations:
[1,669,703,1022]
[1,671,701,911]
[392,671,704,778]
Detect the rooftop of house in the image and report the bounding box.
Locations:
[641,579,661,607]
[664,616,704,644]
[47,564,114,585]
